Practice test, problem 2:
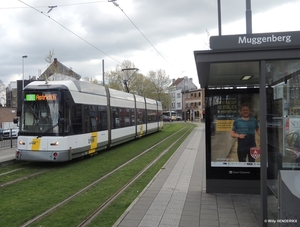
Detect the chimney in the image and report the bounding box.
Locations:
[54,58,58,68]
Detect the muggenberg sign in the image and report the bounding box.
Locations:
[210,31,300,50]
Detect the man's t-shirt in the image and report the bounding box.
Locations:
[232,117,259,151]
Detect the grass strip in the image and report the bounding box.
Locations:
[0,123,195,226]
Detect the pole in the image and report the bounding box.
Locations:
[183,77,186,122]
[259,60,267,226]
[217,0,222,36]
[21,55,27,132]
[102,59,105,86]
[246,0,252,34]
[22,55,28,91]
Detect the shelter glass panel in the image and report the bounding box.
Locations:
[266,60,300,183]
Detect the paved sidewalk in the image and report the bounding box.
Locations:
[0,147,16,166]
[114,124,278,227]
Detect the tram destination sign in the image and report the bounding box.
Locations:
[210,31,300,50]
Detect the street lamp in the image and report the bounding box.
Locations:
[22,55,28,90]
[183,76,188,121]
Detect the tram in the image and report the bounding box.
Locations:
[14,80,163,162]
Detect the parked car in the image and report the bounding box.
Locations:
[2,128,19,139]
[176,116,182,121]
[163,115,173,122]
[285,130,300,163]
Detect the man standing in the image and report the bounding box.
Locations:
[230,103,260,162]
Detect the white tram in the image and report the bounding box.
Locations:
[15,80,163,162]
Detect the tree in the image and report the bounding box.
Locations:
[146,69,171,109]
[127,72,149,96]
[45,49,55,64]
[105,60,172,109]
[105,67,123,91]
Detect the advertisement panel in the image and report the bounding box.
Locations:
[209,93,260,168]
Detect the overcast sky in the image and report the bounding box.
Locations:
[1,0,300,88]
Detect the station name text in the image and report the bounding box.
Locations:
[238,34,291,45]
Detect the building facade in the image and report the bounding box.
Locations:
[169,77,198,118]
[0,107,17,129]
[182,88,203,121]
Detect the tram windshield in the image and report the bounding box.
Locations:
[21,91,61,135]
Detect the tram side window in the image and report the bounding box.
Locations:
[158,110,162,121]
[90,105,98,132]
[63,103,71,134]
[129,108,134,126]
[137,108,146,124]
[111,107,120,129]
[82,105,102,133]
[131,108,136,125]
[121,108,131,127]
[97,106,108,131]
[71,104,83,134]
[119,108,126,127]
[147,109,157,123]
[83,105,91,133]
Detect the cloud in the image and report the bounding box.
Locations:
[0,0,300,88]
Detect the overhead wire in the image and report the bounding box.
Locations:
[0,1,107,10]
[17,0,122,64]
[112,2,174,69]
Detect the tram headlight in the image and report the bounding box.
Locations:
[19,141,25,145]
[50,141,59,146]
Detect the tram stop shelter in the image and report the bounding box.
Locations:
[194,31,300,225]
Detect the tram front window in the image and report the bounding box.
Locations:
[21,92,61,135]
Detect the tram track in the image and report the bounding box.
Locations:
[0,161,64,188]
[20,125,192,227]
[77,126,193,227]
[0,162,62,188]
[0,168,24,177]
[0,168,53,188]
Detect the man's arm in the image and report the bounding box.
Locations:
[256,127,260,136]
[230,130,240,138]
